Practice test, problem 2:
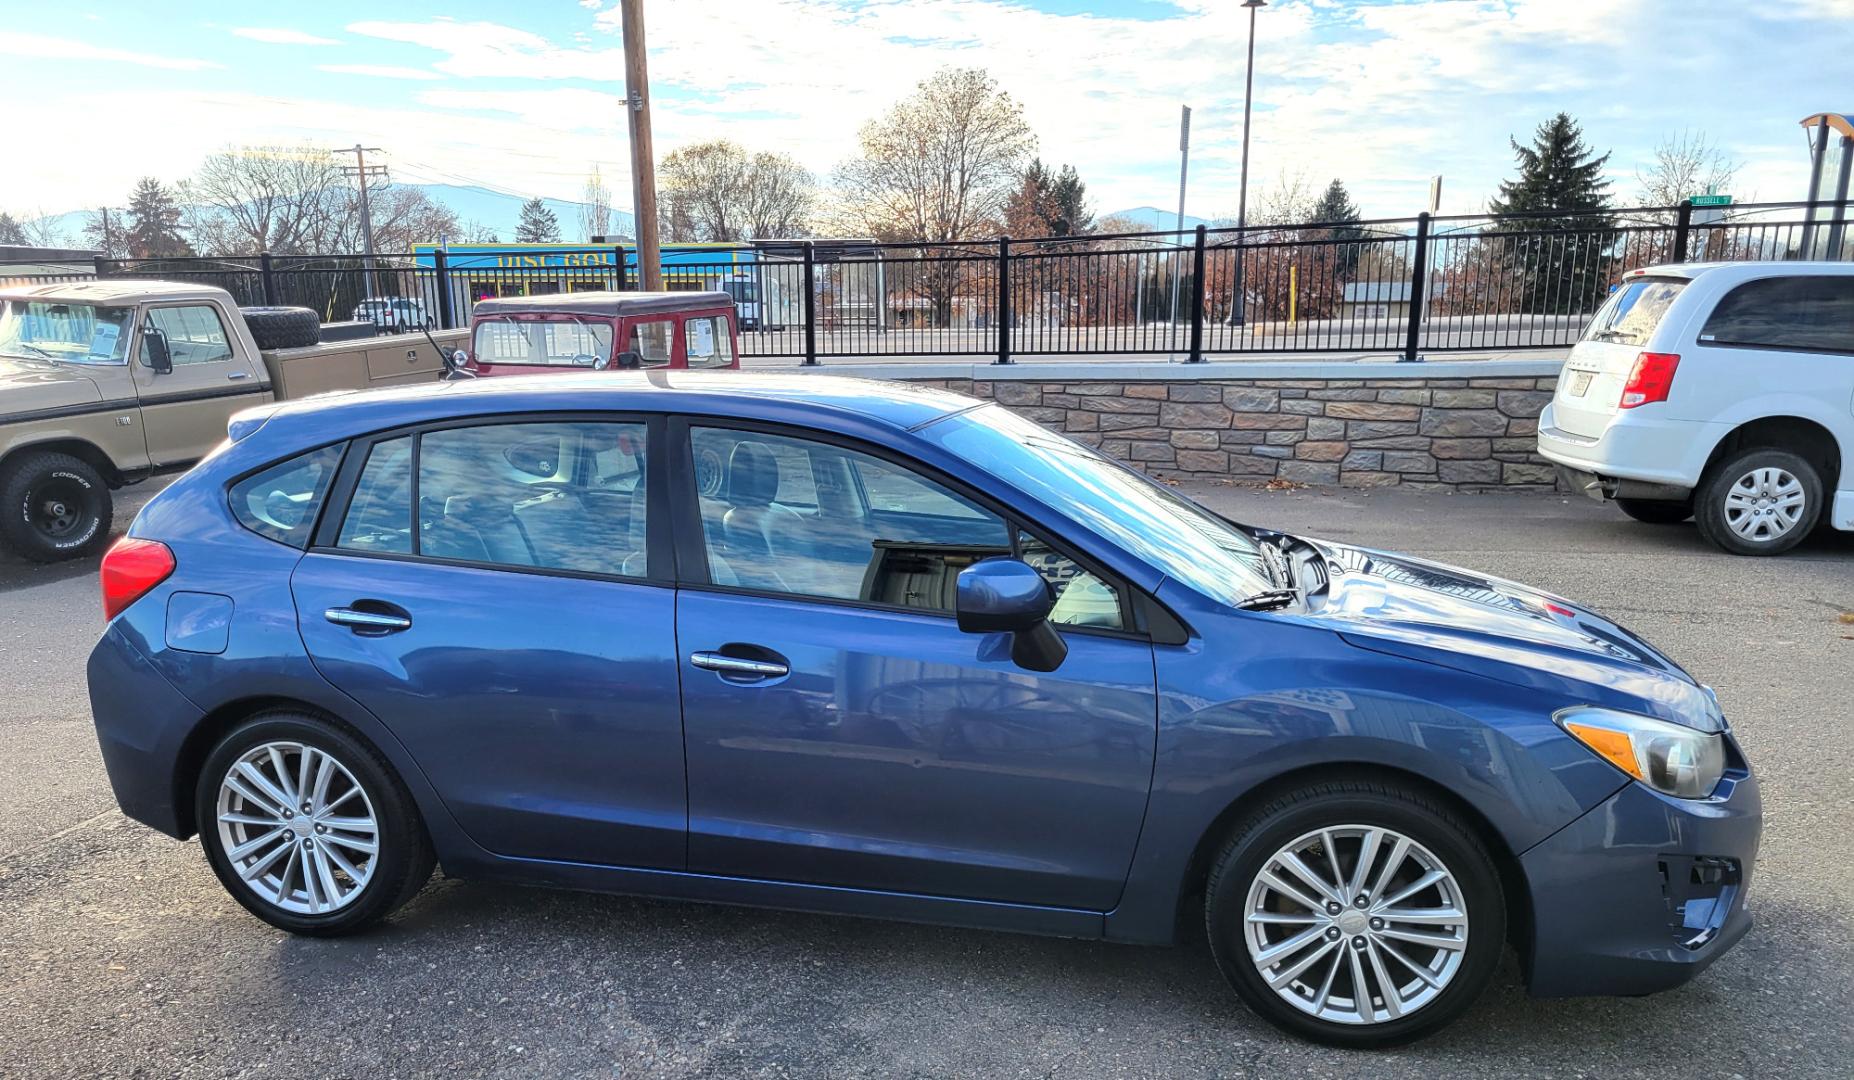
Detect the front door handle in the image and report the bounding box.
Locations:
[325,606,412,633]
[227,370,251,380]
[690,651,789,678]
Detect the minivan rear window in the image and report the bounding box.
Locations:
[1699,276,1854,354]
[228,444,345,548]
[1580,277,1687,347]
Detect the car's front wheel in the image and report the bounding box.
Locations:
[196,712,434,936]
[1204,778,1505,1048]
[1694,448,1823,556]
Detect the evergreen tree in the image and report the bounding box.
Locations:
[1046,165,1091,236]
[1309,178,1367,275]
[1002,158,1093,240]
[123,177,193,259]
[0,213,26,245]
[515,197,562,243]
[1489,113,1615,313]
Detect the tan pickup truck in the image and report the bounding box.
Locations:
[0,280,462,562]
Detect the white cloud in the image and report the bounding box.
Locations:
[0,31,220,71]
[232,27,340,46]
[320,64,443,81]
[346,20,623,80]
[579,0,604,9]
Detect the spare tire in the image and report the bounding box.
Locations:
[239,306,321,350]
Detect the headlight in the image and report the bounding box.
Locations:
[1555,706,1725,799]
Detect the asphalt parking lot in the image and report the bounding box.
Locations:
[1,479,1850,1079]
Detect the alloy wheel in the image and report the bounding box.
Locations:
[1723,466,1806,543]
[1242,825,1469,1025]
[214,741,381,915]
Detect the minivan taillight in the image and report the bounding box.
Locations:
[100,537,175,621]
[1620,352,1680,408]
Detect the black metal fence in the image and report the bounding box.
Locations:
[4,198,1847,362]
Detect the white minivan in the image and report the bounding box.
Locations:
[1537,262,1853,555]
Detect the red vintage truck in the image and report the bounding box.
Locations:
[451,291,742,376]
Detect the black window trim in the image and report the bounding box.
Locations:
[308,411,674,587]
[665,414,1190,644]
[1697,275,1854,357]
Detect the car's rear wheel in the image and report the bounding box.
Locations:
[0,450,112,563]
[1694,448,1822,556]
[1615,497,1692,525]
[1204,779,1505,1048]
[196,712,433,936]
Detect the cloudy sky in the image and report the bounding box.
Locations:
[2,0,1850,226]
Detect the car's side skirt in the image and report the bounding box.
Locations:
[446,850,1111,940]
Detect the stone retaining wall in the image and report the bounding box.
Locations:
[840,362,1566,489]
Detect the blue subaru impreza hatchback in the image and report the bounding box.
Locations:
[88,372,1758,1047]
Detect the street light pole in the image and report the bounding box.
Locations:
[1231,0,1266,327]
[1171,105,1191,336]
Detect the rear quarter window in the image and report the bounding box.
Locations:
[228,444,345,548]
[1699,276,1854,354]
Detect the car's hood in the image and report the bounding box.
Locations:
[1288,537,1722,728]
[0,357,104,418]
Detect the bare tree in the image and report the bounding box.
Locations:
[1247,170,1320,227]
[82,209,130,259]
[834,68,1033,244]
[580,165,613,241]
[833,67,1034,326]
[181,146,349,254]
[660,140,815,242]
[1637,130,1742,208]
[1,210,67,247]
[360,186,461,253]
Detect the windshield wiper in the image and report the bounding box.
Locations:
[4,342,58,360]
[1235,589,1301,611]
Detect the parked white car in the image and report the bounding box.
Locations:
[1538,262,1853,555]
[353,297,432,330]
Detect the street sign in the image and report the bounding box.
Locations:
[1690,194,1733,207]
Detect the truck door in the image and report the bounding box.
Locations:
[132,301,270,465]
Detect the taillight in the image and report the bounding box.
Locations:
[100,537,175,621]
[1620,352,1680,408]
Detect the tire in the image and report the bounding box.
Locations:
[238,306,321,350]
[0,450,112,563]
[196,711,434,936]
[1615,497,1692,525]
[1693,448,1823,556]
[1203,779,1506,1049]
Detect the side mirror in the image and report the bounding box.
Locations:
[614,349,645,370]
[440,348,475,380]
[956,558,1067,672]
[143,326,173,374]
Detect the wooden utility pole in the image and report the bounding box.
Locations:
[335,145,387,297]
[620,0,662,291]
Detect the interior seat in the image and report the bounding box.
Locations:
[720,442,805,589]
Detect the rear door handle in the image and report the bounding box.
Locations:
[325,606,412,633]
[690,651,789,678]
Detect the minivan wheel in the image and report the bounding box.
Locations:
[1694,448,1822,556]
[1204,779,1505,1048]
[1615,497,1692,525]
[196,712,434,936]
[0,450,112,563]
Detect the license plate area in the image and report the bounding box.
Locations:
[1567,370,1594,397]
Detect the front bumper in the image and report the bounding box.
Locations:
[1520,758,1761,997]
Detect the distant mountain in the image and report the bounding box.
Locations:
[1101,206,1217,233]
[25,184,636,253]
[411,184,635,244]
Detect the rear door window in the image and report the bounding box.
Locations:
[229,444,345,548]
[336,437,413,554]
[684,316,734,368]
[1699,276,1854,354]
[1580,277,1687,347]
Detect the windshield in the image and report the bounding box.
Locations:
[472,316,614,367]
[922,404,1275,606]
[1581,277,1686,346]
[722,281,759,303]
[0,301,135,365]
